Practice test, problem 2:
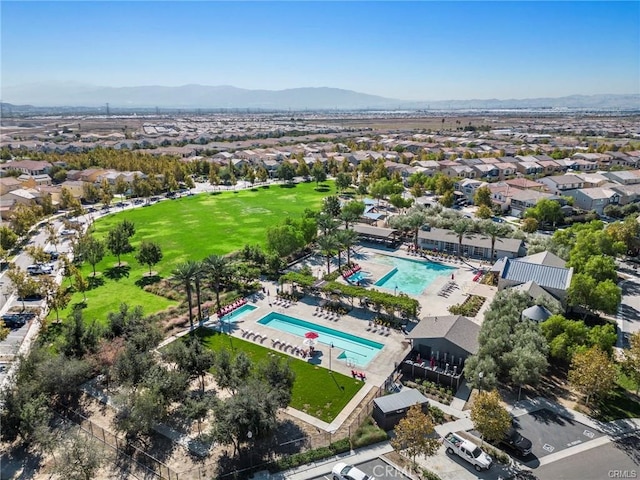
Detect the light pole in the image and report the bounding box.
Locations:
[478,371,484,392]
[247,430,253,470]
[329,342,334,373]
[394,285,398,296]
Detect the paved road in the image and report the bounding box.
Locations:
[534,435,640,480]
[617,261,640,347]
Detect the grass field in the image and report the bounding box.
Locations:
[196,328,364,423]
[53,182,332,323]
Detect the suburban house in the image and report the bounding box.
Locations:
[603,170,640,185]
[455,178,485,203]
[0,177,23,195]
[509,189,559,217]
[417,227,525,260]
[569,187,621,215]
[496,252,573,307]
[0,159,51,176]
[539,174,585,195]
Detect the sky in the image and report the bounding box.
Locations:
[1,1,639,101]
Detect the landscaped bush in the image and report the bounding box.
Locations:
[421,469,443,480]
[269,438,351,472]
[351,417,388,448]
[448,295,485,317]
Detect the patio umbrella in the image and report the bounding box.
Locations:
[303,338,317,347]
[304,331,319,340]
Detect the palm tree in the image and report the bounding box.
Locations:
[203,254,230,313]
[336,228,359,266]
[193,261,205,322]
[406,209,430,250]
[339,209,360,230]
[172,261,200,331]
[317,234,339,275]
[317,212,338,236]
[452,219,474,258]
[480,220,511,262]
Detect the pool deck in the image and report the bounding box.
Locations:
[198,244,497,433]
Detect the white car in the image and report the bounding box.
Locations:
[60,229,76,236]
[26,264,53,275]
[331,462,375,480]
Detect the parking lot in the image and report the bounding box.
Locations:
[513,409,603,467]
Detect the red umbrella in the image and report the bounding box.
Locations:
[304,331,319,340]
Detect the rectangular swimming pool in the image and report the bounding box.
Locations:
[257,312,383,367]
[373,254,455,295]
[220,304,257,322]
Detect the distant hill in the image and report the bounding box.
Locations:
[1,83,398,110]
[1,83,638,111]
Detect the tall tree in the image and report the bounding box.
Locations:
[311,160,327,187]
[106,224,134,266]
[568,346,617,406]
[622,332,640,395]
[390,404,440,471]
[203,254,229,315]
[470,390,512,445]
[135,241,163,275]
[82,236,105,276]
[172,261,200,331]
[317,234,339,275]
[479,220,511,261]
[452,219,474,258]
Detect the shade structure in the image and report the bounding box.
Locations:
[303,338,317,347]
[304,331,319,339]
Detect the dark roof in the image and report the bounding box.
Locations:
[501,259,572,291]
[407,315,480,355]
[373,388,428,414]
[352,223,398,238]
[522,305,553,322]
[418,227,522,254]
[519,251,566,268]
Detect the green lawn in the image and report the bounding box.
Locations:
[196,329,364,423]
[53,183,331,324]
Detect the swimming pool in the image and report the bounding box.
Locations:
[220,304,257,322]
[373,255,455,295]
[257,312,383,367]
[348,271,368,283]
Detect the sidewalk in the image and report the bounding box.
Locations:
[274,442,395,480]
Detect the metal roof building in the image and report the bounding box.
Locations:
[372,388,429,431]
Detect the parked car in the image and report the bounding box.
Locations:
[332,463,375,480]
[46,250,59,260]
[443,432,493,472]
[60,229,75,236]
[26,264,53,275]
[499,427,532,457]
[133,198,144,205]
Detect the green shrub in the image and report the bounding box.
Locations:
[428,405,445,424]
[270,438,352,472]
[351,417,388,448]
[421,468,442,480]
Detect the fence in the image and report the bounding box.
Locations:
[57,371,399,480]
[56,404,179,480]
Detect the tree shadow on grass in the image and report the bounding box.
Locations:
[250,188,259,192]
[315,185,331,193]
[261,185,270,189]
[88,275,105,290]
[72,300,88,310]
[105,264,131,281]
[210,191,222,196]
[135,274,161,288]
[279,183,297,189]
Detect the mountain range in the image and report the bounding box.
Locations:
[2,83,639,111]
